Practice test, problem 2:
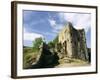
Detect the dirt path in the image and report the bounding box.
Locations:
[55,62,90,68]
[55,58,90,68]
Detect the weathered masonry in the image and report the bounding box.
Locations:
[58,22,89,60]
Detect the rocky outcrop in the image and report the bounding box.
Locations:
[29,42,59,69]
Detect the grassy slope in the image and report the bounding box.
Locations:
[23,47,39,69]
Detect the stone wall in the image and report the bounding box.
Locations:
[29,42,59,69]
[58,22,89,61]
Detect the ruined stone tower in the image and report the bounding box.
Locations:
[58,22,89,60]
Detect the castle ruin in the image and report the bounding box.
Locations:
[58,22,89,61]
[26,22,90,69]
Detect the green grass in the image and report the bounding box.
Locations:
[23,47,39,69]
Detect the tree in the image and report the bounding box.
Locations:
[48,35,58,49]
[48,41,55,49]
[32,37,43,51]
[53,35,58,45]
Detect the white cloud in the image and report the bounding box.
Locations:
[48,19,56,27]
[59,13,91,33]
[48,13,91,34]
[24,28,43,41]
[48,19,63,32]
[61,13,76,23]
[52,29,58,33]
[74,14,91,32]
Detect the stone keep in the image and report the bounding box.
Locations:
[58,22,89,60]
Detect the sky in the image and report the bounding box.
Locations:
[23,10,91,48]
